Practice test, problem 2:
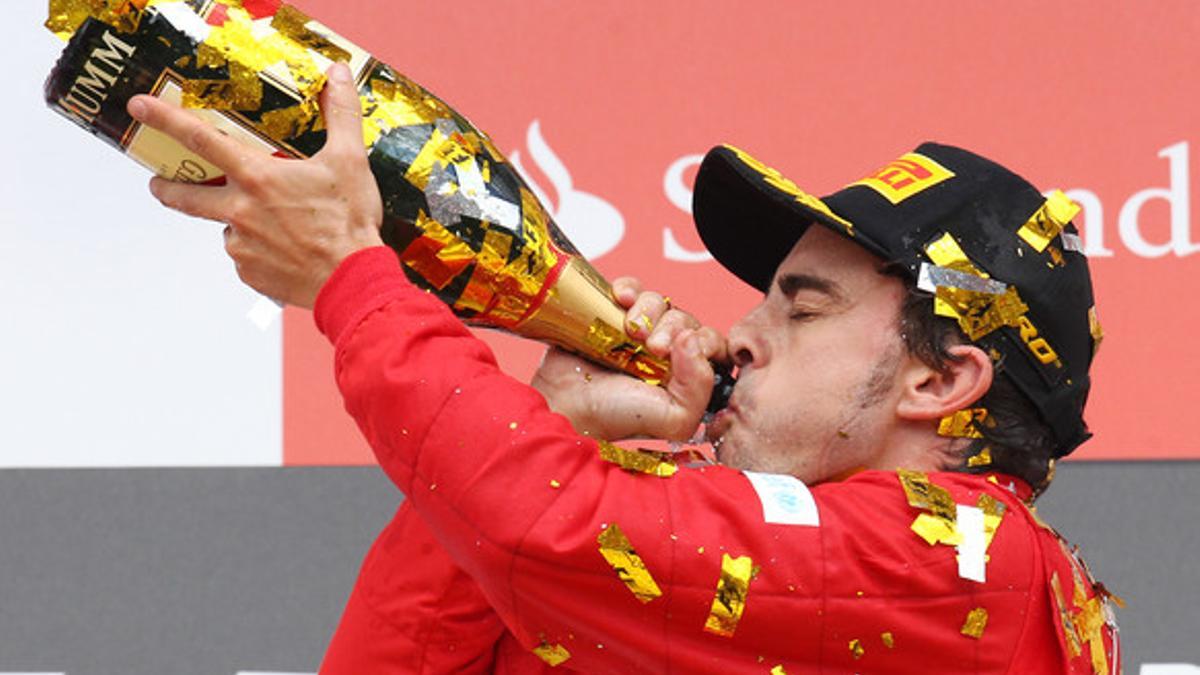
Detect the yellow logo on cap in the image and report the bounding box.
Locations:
[724,145,855,233]
[849,152,955,204]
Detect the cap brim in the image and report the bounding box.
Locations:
[693,146,884,292]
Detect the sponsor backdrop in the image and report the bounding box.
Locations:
[1,0,1197,672]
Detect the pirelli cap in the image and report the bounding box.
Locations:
[692,142,1101,456]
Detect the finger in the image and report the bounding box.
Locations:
[150,175,233,223]
[128,95,253,181]
[661,330,714,439]
[611,277,643,307]
[694,326,731,365]
[645,308,703,355]
[317,63,367,158]
[625,291,671,338]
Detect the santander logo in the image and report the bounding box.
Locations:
[510,120,626,260]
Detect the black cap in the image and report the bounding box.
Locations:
[693,143,1100,456]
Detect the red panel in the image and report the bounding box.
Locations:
[283,1,1200,464]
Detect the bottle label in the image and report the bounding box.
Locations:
[122,75,280,183]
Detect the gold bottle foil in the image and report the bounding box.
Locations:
[44,0,678,387]
[703,554,755,638]
[596,523,663,604]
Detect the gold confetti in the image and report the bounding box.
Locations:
[967,446,993,468]
[179,5,329,112]
[257,99,324,141]
[924,234,1029,339]
[270,4,352,63]
[598,440,678,477]
[1018,190,1080,252]
[911,512,961,547]
[46,0,147,41]
[597,524,662,604]
[509,422,519,430]
[897,470,956,522]
[961,607,988,639]
[900,471,1007,564]
[881,632,895,648]
[532,642,571,667]
[1051,572,1083,657]
[925,233,980,273]
[848,638,864,659]
[1088,306,1104,356]
[938,408,989,439]
[770,666,787,675]
[704,554,755,638]
[549,479,561,489]
[934,284,1029,341]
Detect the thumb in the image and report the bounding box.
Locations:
[319,62,366,157]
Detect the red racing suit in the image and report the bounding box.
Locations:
[316,247,1122,674]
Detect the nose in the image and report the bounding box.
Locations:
[726,304,767,370]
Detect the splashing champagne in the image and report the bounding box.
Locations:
[44,0,733,406]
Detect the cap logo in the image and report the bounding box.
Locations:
[723,145,856,234]
[849,152,955,204]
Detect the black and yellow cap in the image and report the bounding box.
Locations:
[692,143,1100,456]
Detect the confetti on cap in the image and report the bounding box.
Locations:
[881,632,895,648]
[1088,306,1104,356]
[532,641,571,667]
[1018,190,1081,253]
[770,666,787,675]
[1061,232,1085,253]
[921,236,1031,341]
[961,607,989,639]
[598,440,678,477]
[596,523,662,604]
[704,554,756,638]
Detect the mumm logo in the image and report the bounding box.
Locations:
[60,30,137,124]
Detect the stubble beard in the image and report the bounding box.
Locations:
[714,342,904,480]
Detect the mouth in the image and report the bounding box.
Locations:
[704,403,738,444]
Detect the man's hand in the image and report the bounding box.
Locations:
[531,278,728,441]
[127,63,384,308]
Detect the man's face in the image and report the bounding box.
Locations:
[706,225,911,483]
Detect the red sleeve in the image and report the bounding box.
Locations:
[314,247,1069,673]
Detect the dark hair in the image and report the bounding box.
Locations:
[889,268,1057,494]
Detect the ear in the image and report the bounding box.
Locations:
[895,344,994,421]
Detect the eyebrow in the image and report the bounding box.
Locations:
[774,273,845,302]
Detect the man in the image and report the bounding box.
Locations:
[128,64,1121,672]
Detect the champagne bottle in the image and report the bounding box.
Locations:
[44,0,734,410]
